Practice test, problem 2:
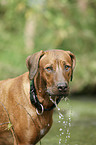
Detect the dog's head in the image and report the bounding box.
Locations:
[26,49,76,97]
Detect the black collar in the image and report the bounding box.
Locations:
[30,80,61,115]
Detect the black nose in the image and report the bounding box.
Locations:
[57,83,68,92]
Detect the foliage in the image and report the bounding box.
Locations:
[0,0,96,92]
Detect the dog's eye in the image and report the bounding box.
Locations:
[45,66,53,72]
[65,65,71,71]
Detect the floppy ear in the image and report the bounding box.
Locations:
[26,50,44,80]
[66,51,76,81]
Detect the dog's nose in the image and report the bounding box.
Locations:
[57,83,68,92]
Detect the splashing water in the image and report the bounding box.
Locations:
[49,96,72,145]
[57,97,72,145]
[49,96,57,107]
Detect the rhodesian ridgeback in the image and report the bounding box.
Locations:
[0,49,76,145]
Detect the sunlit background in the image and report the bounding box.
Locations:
[0,0,96,144]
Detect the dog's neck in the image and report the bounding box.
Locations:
[30,75,61,115]
[34,74,54,107]
[30,79,57,115]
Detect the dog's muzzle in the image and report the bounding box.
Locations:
[57,82,68,93]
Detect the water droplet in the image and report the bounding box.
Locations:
[59,128,62,131]
[58,121,61,123]
[63,121,65,124]
[58,107,60,111]
[69,123,71,127]
[66,136,68,138]
[59,115,61,119]
[59,138,61,144]
[49,96,57,107]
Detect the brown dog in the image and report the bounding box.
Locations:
[0,49,76,145]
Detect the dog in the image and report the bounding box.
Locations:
[0,49,76,145]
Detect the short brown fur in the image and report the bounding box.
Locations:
[0,49,76,145]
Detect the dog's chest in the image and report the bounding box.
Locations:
[40,128,46,136]
[40,123,50,137]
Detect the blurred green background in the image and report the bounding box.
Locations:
[0,0,96,93]
[0,0,96,145]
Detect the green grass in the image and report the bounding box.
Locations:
[37,98,96,145]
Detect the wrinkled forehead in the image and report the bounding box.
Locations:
[40,50,71,66]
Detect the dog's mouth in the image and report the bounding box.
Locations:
[47,90,69,107]
[46,87,69,107]
[46,89,69,98]
[51,91,69,97]
[49,95,66,108]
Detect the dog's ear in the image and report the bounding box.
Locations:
[26,50,44,80]
[66,51,76,81]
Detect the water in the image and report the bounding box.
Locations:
[57,97,72,145]
[50,96,72,145]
